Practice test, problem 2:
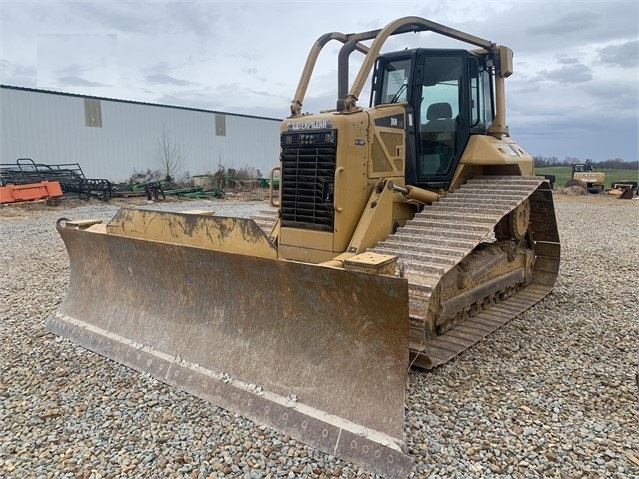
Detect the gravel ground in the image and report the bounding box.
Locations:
[1,192,638,479]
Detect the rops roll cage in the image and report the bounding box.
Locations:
[290,16,513,137]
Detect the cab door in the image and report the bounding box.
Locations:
[414,52,471,186]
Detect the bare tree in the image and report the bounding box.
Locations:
[156,123,186,181]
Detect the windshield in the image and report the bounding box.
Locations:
[378,59,412,104]
[420,56,461,124]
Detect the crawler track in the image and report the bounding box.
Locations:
[251,209,279,235]
[369,176,560,368]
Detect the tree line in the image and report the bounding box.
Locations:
[533,156,638,170]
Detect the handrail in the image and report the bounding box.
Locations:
[268,166,281,208]
[333,167,345,213]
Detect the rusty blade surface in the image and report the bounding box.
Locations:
[47,223,412,478]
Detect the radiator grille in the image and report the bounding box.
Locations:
[280,131,337,231]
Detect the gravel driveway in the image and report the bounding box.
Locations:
[1,193,637,478]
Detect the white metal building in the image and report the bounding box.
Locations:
[0,85,282,182]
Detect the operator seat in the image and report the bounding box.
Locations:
[419,102,456,176]
[422,102,454,131]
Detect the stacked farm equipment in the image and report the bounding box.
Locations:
[607,180,638,199]
[0,158,112,203]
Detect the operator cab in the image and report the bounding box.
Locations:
[572,160,593,173]
[371,49,495,189]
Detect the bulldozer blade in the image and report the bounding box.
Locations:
[618,187,635,200]
[47,217,412,478]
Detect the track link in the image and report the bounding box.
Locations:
[251,209,279,234]
[369,176,560,368]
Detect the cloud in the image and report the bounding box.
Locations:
[583,80,638,118]
[231,51,260,61]
[57,76,110,87]
[535,64,593,85]
[557,56,580,65]
[164,2,225,37]
[36,33,118,88]
[147,62,175,73]
[528,11,598,37]
[598,40,639,68]
[145,73,198,87]
[0,60,37,86]
[245,88,277,98]
[70,1,173,35]
[56,63,88,77]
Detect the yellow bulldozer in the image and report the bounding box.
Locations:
[48,17,560,478]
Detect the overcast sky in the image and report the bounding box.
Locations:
[1,1,637,162]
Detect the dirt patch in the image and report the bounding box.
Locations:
[561,186,588,196]
[0,189,271,220]
[0,198,63,219]
[553,189,635,206]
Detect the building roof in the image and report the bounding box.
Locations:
[1,84,283,123]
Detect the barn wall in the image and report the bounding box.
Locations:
[1,86,282,182]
